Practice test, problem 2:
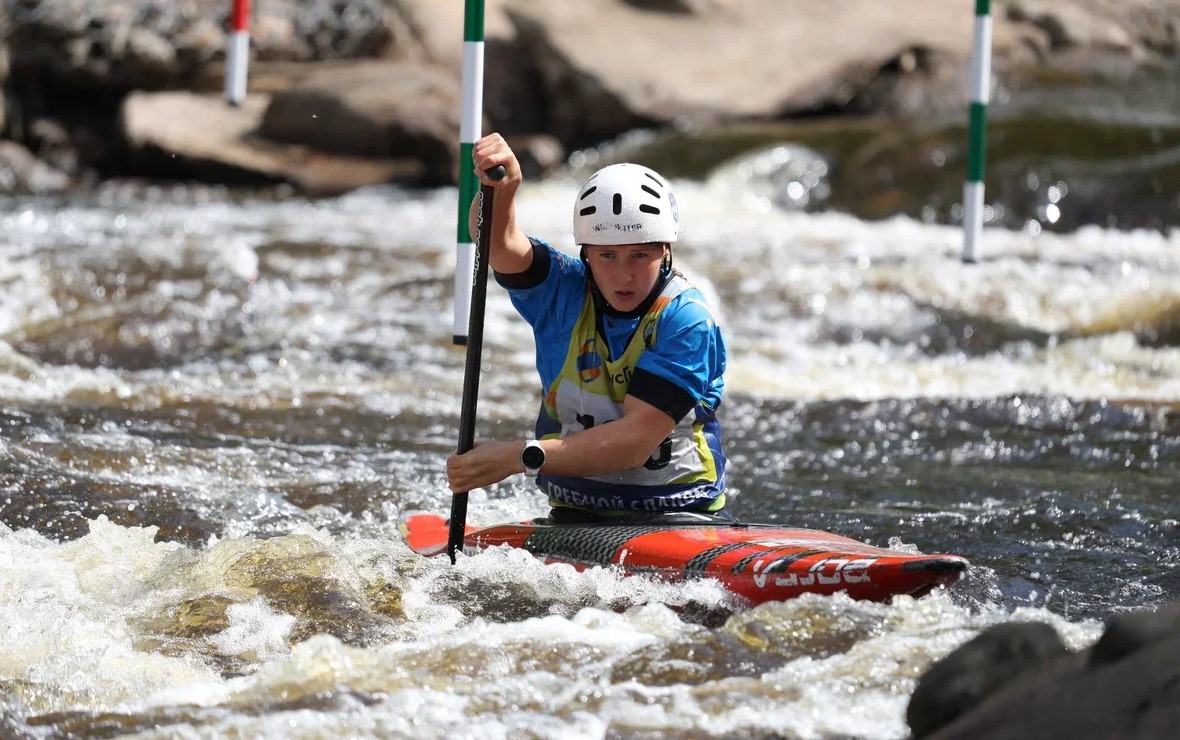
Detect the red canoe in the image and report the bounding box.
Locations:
[402,513,968,605]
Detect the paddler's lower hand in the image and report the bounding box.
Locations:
[446,441,526,492]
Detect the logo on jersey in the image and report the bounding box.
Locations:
[576,339,602,383]
[642,319,657,349]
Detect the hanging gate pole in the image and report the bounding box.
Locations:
[453,1,489,345]
[225,0,251,106]
[962,0,992,263]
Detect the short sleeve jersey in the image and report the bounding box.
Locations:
[494,238,726,421]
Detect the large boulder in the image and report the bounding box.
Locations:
[388,0,542,136]
[495,0,1180,149]
[3,0,1178,194]
[0,141,70,193]
[3,0,399,187]
[4,0,392,91]
[1008,0,1137,55]
[259,60,461,185]
[500,0,1025,148]
[1004,0,1180,58]
[908,599,1180,739]
[390,0,514,69]
[121,91,415,195]
[906,621,1073,738]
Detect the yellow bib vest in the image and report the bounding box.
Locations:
[535,274,726,513]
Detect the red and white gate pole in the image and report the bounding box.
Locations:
[225,0,251,106]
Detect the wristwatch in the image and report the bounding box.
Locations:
[521,440,545,476]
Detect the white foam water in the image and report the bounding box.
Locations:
[0,171,1172,737]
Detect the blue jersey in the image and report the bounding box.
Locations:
[495,237,728,513]
[498,239,726,410]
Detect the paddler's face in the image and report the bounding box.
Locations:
[584,243,669,312]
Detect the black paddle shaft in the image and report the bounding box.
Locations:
[448,164,507,564]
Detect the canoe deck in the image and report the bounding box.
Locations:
[403,513,968,605]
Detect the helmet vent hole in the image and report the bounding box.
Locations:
[613,194,623,215]
[644,172,665,187]
[639,205,661,215]
[579,206,596,216]
[579,186,597,200]
[641,185,660,199]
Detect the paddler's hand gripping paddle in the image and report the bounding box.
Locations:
[448,164,507,564]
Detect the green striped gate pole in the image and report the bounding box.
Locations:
[963,0,991,264]
[453,0,488,345]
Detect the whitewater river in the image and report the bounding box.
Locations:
[1,155,1178,738]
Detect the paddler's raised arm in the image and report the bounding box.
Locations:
[469,133,533,274]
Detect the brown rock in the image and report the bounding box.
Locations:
[121,91,417,195]
[259,60,462,185]
[505,134,566,180]
[503,0,1025,147]
[1008,1,1131,51]
[0,141,71,193]
[390,0,514,70]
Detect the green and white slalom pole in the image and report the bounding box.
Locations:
[224,0,250,107]
[453,0,488,345]
[963,0,992,263]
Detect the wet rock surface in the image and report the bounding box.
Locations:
[909,598,1180,739]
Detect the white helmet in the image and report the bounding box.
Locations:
[573,163,680,245]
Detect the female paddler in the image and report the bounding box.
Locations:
[446,133,730,522]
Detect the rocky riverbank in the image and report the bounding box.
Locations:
[1,0,1178,211]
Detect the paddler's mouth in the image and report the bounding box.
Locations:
[609,290,639,309]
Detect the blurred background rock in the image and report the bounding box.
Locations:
[0,0,1177,230]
